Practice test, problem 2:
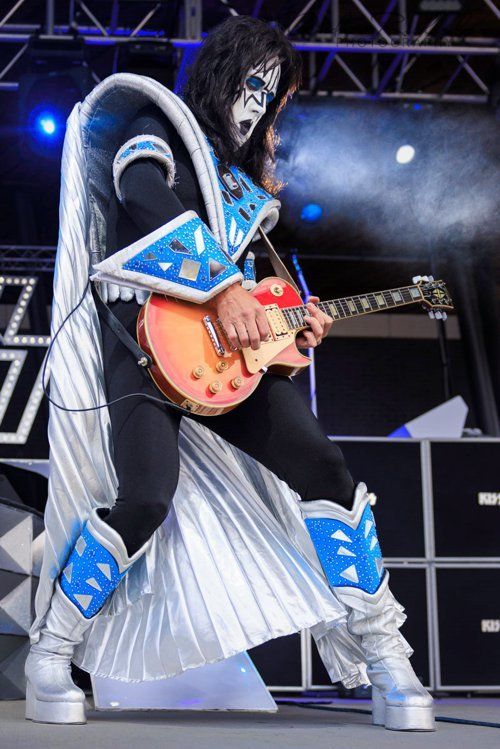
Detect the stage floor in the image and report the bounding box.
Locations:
[1,698,499,748]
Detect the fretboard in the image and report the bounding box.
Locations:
[281,285,424,330]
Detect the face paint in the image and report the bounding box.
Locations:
[231,58,281,146]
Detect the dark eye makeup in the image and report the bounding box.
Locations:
[246,76,276,104]
[246,76,264,91]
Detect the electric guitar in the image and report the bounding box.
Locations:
[137,275,453,416]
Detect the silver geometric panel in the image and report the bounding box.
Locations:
[0,572,32,636]
[0,506,32,575]
[0,634,30,699]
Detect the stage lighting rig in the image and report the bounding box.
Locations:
[18,36,94,159]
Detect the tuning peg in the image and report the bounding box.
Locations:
[442,312,447,321]
[435,310,443,320]
[428,310,435,319]
[428,275,434,282]
[412,275,422,283]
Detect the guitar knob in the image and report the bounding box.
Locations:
[231,377,243,389]
[216,360,229,373]
[209,380,222,394]
[192,365,205,379]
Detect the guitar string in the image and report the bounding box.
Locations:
[282,285,422,330]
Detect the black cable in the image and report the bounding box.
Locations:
[42,280,192,416]
[276,700,500,729]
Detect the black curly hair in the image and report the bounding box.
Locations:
[182,16,302,195]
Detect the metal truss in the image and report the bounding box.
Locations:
[0,0,499,102]
[0,246,56,273]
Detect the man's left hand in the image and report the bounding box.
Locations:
[296,295,333,349]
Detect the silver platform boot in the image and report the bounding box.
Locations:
[25,508,151,724]
[301,483,434,731]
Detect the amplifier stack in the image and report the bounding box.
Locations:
[249,438,500,692]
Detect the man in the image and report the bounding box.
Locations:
[26,16,433,731]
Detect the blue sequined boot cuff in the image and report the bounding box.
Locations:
[301,484,385,595]
[59,508,150,619]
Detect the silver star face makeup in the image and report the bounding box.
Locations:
[231,58,281,145]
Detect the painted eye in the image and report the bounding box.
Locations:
[246,76,264,91]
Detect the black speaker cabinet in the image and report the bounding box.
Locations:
[336,440,425,558]
[311,567,431,688]
[248,632,303,689]
[0,462,48,515]
[431,441,500,558]
[436,567,500,688]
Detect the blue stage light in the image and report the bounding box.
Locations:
[301,203,323,222]
[35,112,58,137]
[38,116,57,136]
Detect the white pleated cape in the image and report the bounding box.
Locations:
[29,75,378,688]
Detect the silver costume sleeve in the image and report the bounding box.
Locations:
[113,134,176,202]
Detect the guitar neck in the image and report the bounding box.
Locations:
[282,285,424,330]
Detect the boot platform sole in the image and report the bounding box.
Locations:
[372,687,435,731]
[25,681,86,724]
[384,704,435,731]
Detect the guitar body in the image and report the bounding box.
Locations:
[137,277,311,416]
[137,273,453,416]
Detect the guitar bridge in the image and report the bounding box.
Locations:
[203,315,226,356]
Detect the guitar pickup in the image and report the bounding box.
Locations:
[265,304,290,338]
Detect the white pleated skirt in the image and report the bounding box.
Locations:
[72,420,351,681]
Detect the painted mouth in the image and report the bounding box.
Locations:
[239,119,253,136]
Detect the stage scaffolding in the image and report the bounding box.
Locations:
[0,0,498,103]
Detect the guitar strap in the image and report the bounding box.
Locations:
[93,289,152,369]
[258,227,301,296]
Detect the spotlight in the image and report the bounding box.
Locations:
[18,37,94,159]
[301,203,323,222]
[35,113,58,137]
[396,145,415,164]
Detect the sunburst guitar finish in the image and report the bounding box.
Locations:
[137,277,311,416]
[137,274,454,416]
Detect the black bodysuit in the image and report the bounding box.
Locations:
[98,107,354,556]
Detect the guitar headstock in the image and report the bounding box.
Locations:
[412,275,454,320]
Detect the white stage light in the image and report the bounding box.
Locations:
[396,145,415,164]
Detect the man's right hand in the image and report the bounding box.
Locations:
[212,283,271,351]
